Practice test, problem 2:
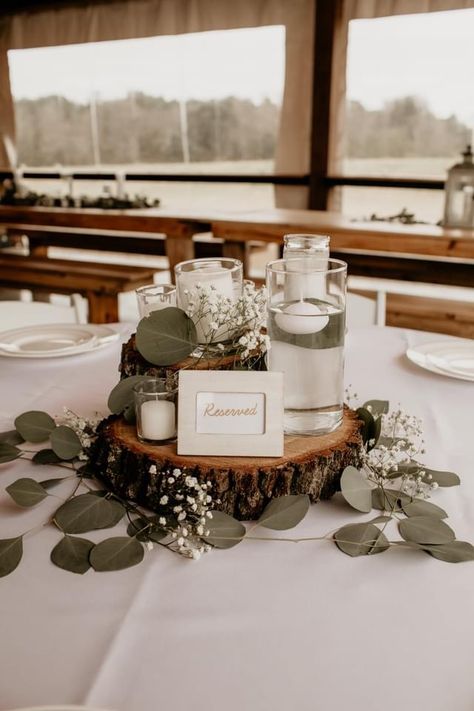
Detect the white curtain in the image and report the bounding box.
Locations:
[328,0,474,209]
[0,0,315,207]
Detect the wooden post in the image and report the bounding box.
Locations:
[222,240,248,276]
[308,0,340,210]
[86,292,118,323]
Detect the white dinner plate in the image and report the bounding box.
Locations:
[0,324,119,359]
[406,340,474,382]
[4,707,113,711]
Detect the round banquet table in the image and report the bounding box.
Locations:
[0,324,473,711]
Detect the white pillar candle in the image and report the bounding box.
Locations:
[177,266,235,344]
[140,400,176,441]
[284,256,328,302]
[275,300,329,335]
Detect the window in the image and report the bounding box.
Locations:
[8,26,285,209]
[341,9,473,223]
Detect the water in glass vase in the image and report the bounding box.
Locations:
[267,298,345,435]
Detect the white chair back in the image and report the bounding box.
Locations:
[346,291,386,328]
[0,295,86,331]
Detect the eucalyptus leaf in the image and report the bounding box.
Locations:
[50,535,94,574]
[40,477,68,490]
[370,515,393,524]
[402,499,447,519]
[356,407,376,446]
[123,404,136,424]
[257,495,310,530]
[127,515,167,543]
[136,307,197,366]
[54,493,125,534]
[32,449,62,465]
[0,537,23,577]
[204,510,246,549]
[0,443,21,464]
[90,536,144,572]
[14,410,56,443]
[334,523,389,557]
[422,541,474,563]
[422,468,460,487]
[0,429,24,446]
[108,375,150,415]
[50,426,82,460]
[6,478,48,507]
[372,487,411,512]
[372,416,382,448]
[340,466,372,513]
[398,516,455,545]
[362,400,389,416]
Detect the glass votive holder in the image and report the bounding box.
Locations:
[283,233,330,259]
[133,378,178,444]
[136,284,176,319]
[174,257,243,344]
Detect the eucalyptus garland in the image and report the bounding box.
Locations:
[0,397,472,578]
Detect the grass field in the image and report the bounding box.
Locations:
[21,157,454,224]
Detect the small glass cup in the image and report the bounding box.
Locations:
[134,378,178,444]
[136,284,176,319]
[174,257,243,344]
[283,233,330,259]
[266,258,347,436]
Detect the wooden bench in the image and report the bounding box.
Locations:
[0,254,156,323]
[3,224,224,270]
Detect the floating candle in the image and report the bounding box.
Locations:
[140,400,176,441]
[275,300,329,335]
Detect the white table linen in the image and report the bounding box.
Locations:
[0,325,473,711]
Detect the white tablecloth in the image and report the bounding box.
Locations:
[0,325,473,711]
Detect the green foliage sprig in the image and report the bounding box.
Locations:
[0,399,472,579]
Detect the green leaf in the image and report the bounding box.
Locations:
[50,535,94,574]
[6,478,48,507]
[54,493,125,534]
[0,429,24,446]
[136,307,197,366]
[40,477,68,490]
[356,407,380,449]
[362,399,389,416]
[204,510,246,549]
[107,375,150,415]
[90,536,144,572]
[334,523,389,557]
[257,495,310,530]
[340,466,372,513]
[372,487,411,512]
[0,443,21,464]
[399,516,455,545]
[422,468,460,487]
[0,537,23,577]
[422,541,474,563]
[32,449,62,465]
[369,515,393,524]
[14,410,56,443]
[50,426,82,460]
[127,515,167,543]
[402,499,447,519]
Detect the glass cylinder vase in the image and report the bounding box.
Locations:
[136,284,176,318]
[266,258,347,436]
[174,258,243,344]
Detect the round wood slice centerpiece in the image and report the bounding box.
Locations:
[89,407,363,520]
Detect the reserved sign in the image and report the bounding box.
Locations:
[178,371,283,457]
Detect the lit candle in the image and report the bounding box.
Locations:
[275,300,329,335]
[177,265,235,343]
[140,400,176,441]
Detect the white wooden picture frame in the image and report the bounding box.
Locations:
[177,370,284,457]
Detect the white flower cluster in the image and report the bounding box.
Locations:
[151,466,215,561]
[60,407,101,460]
[184,281,269,364]
[363,407,434,497]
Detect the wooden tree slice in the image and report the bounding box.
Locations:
[89,407,363,520]
[119,333,246,379]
